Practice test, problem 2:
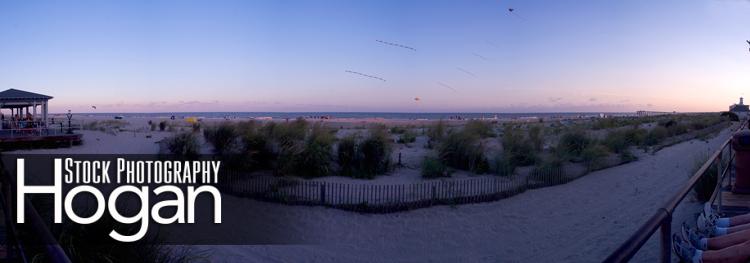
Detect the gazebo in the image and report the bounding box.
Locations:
[0,89,51,131]
[0,89,81,146]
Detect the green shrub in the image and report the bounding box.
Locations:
[269,118,308,148]
[438,130,489,173]
[492,154,515,176]
[165,132,200,157]
[502,126,537,166]
[336,126,392,178]
[397,130,417,144]
[691,155,718,202]
[557,129,591,160]
[421,156,450,178]
[603,128,646,153]
[203,122,238,155]
[464,120,494,138]
[644,126,668,146]
[292,125,334,178]
[390,126,407,134]
[618,149,637,164]
[337,135,360,177]
[528,125,544,151]
[360,126,392,176]
[427,120,447,142]
[581,144,610,170]
[529,159,565,185]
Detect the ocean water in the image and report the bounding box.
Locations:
[75,112,634,120]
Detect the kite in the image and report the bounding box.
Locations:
[457,67,477,77]
[414,97,421,102]
[438,82,457,92]
[473,53,490,61]
[345,70,386,82]
[747,40,750,52]
[508,8,525,20]
[376,40,417,51]
[91,106,96,109]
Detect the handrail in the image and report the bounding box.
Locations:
[605,123,740,263]
[0,157,71,263]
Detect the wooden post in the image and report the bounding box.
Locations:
[320,183,326,205]
[431,185,436,204]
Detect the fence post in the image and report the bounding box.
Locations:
[320,183,326,205]
[659,211,672,263]
[431,185,436,204]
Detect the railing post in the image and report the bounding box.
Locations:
[717,149,723,213]
[660,211,672,263]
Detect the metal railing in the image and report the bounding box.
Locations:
[604,124,741,262]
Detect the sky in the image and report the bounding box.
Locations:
[0,0,749,113]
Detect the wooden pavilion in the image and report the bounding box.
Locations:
[0,89,81,146]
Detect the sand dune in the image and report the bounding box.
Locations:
[198,127,733,263]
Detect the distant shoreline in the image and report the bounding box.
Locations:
[46,111,652,120]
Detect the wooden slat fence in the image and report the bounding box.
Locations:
[218,165,581,213]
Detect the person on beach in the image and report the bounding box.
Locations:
[673,203,750,263]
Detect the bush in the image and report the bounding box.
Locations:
[644,126,668,146]
[269,118,308,148]
[501,126,538,166]
[438,130,489,173]
[203,122,238,155]
[192,122,201,133]
[427,120,447,142]
[397,130,417,144]
[528,159,565,185]
[360,126,392,176]
[691,155,718,202]
[492,154,515,176]
[390,126,407,134]
[286,124,334,178]
[464,120,494,138]
[528,125,544,151]
[159,120,167,131]
[557,130,591,161]
[603,128,646,153]
[165,132,200,157]
[421,156,450,178]
[150,122,157,131]
[581,144,610,170]
[336,126,392,178]
[337,136,360,177]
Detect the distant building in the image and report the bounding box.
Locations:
[730,97,749,113]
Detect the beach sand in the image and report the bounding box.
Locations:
[12,115,733,262]
[193,128,733,263]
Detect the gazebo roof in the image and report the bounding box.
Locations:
[0,89,52,101]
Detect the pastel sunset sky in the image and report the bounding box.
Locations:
[0,0,749,113]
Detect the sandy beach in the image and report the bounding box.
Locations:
[190,126,733,263]
[6,114,734,262]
